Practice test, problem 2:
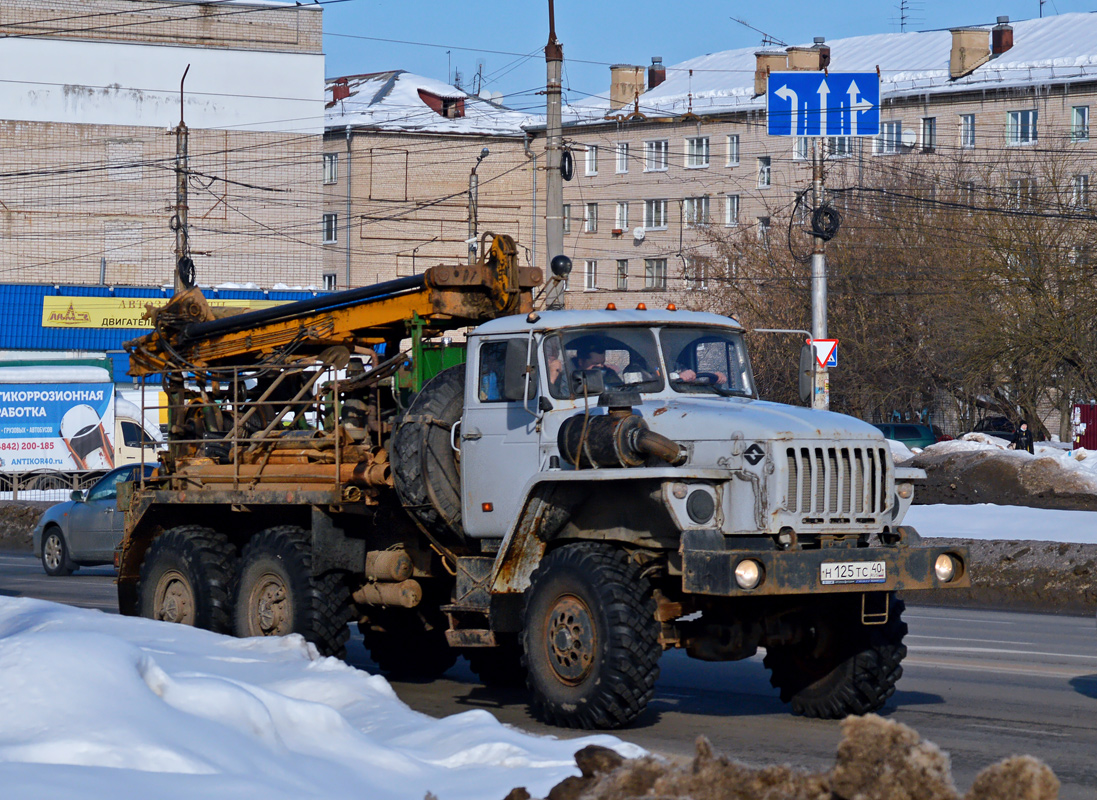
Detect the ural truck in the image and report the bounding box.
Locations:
[0,361,161,494]
[116,234,969,729]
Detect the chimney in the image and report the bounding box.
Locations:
[992,16,1013,55]
[813,36,831,70]
[786,46,819,71]
[949,27,992,79]
[754,50,787,96]
[609,64,645,110]
[331,78,350,102]
[648,56,666,91]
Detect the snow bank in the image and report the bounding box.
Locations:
[0,599,641,800]
[906,504,1097,544]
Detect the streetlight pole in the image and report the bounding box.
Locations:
[543,0,567,309]
[468,147,489,264]
[810,138,829,411]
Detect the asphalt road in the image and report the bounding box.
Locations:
[3,550,1097,798]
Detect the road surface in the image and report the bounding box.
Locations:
[2,550,1096,797]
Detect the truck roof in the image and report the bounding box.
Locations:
[471,307,743,336]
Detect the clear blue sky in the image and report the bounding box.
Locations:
[322,1,1094,112]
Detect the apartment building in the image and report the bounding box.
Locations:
[323,71,538,290]
[0,0,325,289]
[554,13,1097,310]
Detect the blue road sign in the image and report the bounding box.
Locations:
[767,72,880,137]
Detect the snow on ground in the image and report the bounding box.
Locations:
[0,599,641,800]
[907,503,1097,544]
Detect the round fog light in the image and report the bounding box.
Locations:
[934,554,956,583]
[734,559,762,590]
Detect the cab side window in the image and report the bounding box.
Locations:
[477,341,510,402]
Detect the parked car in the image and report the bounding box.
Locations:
[930,424,953,443]
[970,416,1016,441]
[33,463,155,576]
[871,423,937,450]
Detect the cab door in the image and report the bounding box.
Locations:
[459,336,542,538]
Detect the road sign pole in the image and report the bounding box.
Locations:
[811,138,829,411]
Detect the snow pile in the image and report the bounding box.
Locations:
[0,598,640,800]
[905,504,1097,544]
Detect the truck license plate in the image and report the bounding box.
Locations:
[820,561,886,585]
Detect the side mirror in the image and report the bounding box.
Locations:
[503,338,537,402]
[70,490,83,502]
[572,369,605,397]
[798,343,815,405]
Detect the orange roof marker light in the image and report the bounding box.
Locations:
[605,302,617,310]
[666,303,677,311]
[636,302,647,310]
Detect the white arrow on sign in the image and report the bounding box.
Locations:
[847,79,872,136]
[775,84,798,135]
[816,78,830,135]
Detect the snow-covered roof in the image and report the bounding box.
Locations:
[325,70,540,136]
[564,12,1097,122]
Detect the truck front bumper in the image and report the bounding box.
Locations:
[681,535,969,597]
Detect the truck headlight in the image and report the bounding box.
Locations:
[934,554,957,583]
[734,559,763,590]
[686,488,715,524]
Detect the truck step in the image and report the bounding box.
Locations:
[444,628,496,648]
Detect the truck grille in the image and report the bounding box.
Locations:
[784,446,889,516]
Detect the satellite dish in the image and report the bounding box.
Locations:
[632,226,646,241]
[490,92,503,103]
[901,128,917,147]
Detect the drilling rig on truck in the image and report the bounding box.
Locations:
[118,232,970,730]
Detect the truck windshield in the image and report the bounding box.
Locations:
[659,327,755,397]
[544,327,664,399]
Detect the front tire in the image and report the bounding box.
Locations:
[41,528,75,577]
[137,526,236,633]
[522,543,661,729]
[231,526,352,658]
[764,593,908,719]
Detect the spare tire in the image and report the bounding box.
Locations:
[392,364,465,541]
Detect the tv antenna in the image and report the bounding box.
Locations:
[730,17,787,48]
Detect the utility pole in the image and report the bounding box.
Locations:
[810,138,829,411]
[543,0,567,309]
[468,147,489,264]
[172,65,192,294]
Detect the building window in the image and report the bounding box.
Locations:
[584,202,598,233]
[960,181,976,211]
[585,145,598,175]
[615,142,629,173]
[960,114,975,149]
[757,156,771,188]
[685,257,709,290]
[1072,174,1089,208]
[562,203,571,233]
[615,201,629,230]
[756,216,771,243]
[725,194,740,226]
[616,259,628,290]
[643,199,667,229]
[684,196,710,226]
[921,117,937,152]
[584,260,597,290]
[686,136,710,168]
[322,213,338,243]
[726,134,740,166]
[644,258,667,290]
[1007,110,1038,145]
[1008,177,1038,209]
[826,136,853,157]
[645,139,669,171]
[1072,106,1090,142]
[323,153,338,184]
[876,120,902,154]
[323,273,337,291]
[793,137,809,161]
